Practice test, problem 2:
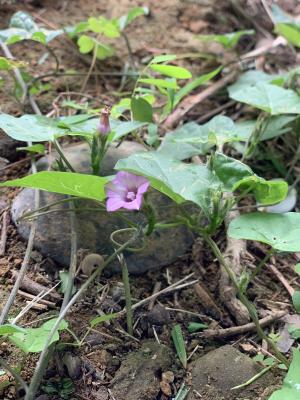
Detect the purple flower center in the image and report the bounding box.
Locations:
[126,191,136,201]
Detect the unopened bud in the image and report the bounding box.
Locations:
[98,106,111,136]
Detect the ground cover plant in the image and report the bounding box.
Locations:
[1,1,300,399]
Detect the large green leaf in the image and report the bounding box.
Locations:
[158,122,213,160]
[269,349,300,400]
[0,114,65,141]
[197,30,254,49]
[229,82,300,115]
[0,172,110,201]
[115,151,221,210]
[228,70,280,98]
[9,318,68,353]
[228,212,300,252]
[158,116,251,160]
[234,115,297,143]
[0,113,147,142]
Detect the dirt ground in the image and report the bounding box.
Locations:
[1,0,300,399]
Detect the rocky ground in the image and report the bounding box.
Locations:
[1,0,300,399]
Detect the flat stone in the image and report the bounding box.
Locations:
[110,340,174,400]
[188,345,274,400]
[12,142,193,274]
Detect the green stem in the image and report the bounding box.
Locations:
[53,139,76,172]
[120,254,133,335]
[202,233,289,367]
[250,249,274,280]
[231,364,274,390]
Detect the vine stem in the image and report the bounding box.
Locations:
[202,233,289,367]
[25,234,137,400]
[53,139,76,172]
[0,41,41,325]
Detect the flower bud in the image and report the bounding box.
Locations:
[98,106,111,136]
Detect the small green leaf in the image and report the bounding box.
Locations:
[90,313,118,327]
[275,23,300,47]
[131,97,153,122]
[0,56,26,70]
[118,7,149,30]
[197,30,255,49]
[150,54,177,64]
[293,291,300,313]
[95,42,115,59]
[17,144,45,154]
[77,35,95,53]
[31,31,46,44]
[187,323,208,333]
[171,325,187,368]
[150,64,192,79]
[138,78,178,89]
[228,212,300,252]
[0,171,110,202]
[59,271,76,295]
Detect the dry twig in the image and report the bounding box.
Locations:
[197,310,286,339]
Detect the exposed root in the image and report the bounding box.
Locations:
[219,209,250,325]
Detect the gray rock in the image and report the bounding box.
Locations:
[0,131,24,161]
[188,345,274,400]
[12,142,193,274]
[110,340,174,400]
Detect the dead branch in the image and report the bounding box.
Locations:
[197,310,286,339]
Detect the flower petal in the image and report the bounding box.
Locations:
[106,197,125,212]
[137,181,150,195]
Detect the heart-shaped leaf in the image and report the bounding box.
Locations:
[228,212,300,252]
[229,82,300,115]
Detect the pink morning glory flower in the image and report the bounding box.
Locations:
[98,106,111,136]
[105,171,150,212]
